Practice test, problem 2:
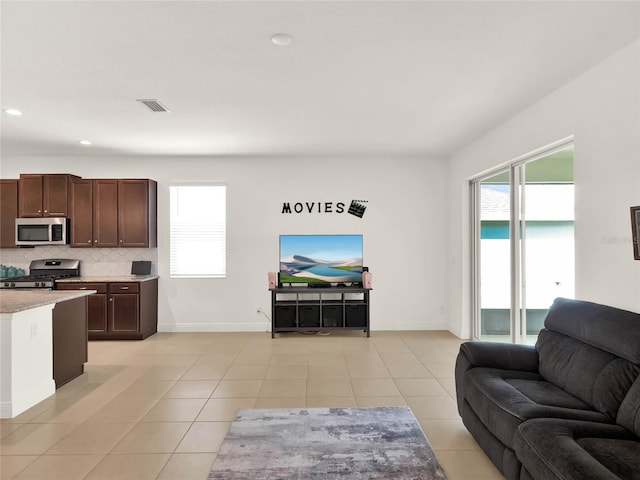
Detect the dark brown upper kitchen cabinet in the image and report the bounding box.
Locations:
[95,180,119,247]
[18,174,79,217]
[69,179,119,247]
[69,179,94,247]
[69,178,156,248]
[118,179,157,248]
[0,180,19,248]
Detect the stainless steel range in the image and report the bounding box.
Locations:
[0,259,81,289]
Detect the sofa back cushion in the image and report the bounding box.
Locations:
[537,329,639,418]
[537,298,640,418]
[543,297,640,364]
[617,376,640,436]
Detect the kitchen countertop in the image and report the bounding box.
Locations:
[0,290,96,314]
[56,275,159,283]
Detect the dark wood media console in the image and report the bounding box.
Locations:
[270,287,371,338]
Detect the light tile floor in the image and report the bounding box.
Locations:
[0,331,504,480]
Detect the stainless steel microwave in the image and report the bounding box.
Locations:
[15,217,68,246]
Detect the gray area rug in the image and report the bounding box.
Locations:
[209,406,449,479]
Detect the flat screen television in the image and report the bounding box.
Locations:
[279,234,363,284]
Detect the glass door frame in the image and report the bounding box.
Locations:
[470,138,574,343]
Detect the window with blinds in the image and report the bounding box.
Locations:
[170,185,226,278]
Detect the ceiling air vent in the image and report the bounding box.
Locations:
[136,99,169,112]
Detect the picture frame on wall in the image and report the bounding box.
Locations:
[632,206,640,260]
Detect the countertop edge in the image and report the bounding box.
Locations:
[0,290,96,315]
[56,275,159,283]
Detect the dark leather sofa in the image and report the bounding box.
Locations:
[455,297,640,480]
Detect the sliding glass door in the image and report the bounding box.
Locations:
[474,169,512,341]
[471,145,574,343]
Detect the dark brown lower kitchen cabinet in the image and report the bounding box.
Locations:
[52,296,88,388]
[62,283,109,334]
[110,283,140,333]
[56,278,158,340]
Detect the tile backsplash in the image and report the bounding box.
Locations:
[0,247,157,276]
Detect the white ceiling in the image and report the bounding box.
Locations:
[1,1,639,158]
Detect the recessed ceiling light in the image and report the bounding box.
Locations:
[78,140,92,146]
[271,34,292,46]
[3,108,23,116]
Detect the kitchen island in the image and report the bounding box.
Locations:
[0,289,95,418]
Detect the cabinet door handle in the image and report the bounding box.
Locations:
[38,209,41,213]
[120,286,129,290]
[44,210,48,213]
[79,287,87,290]
[110,298,113,302]
[94,240,97,243]
[119,240,123,243]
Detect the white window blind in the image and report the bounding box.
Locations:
[170,185,226,278]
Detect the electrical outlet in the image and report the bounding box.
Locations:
[256,306,262,313]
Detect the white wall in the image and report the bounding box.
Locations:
[6,42,638,339]
[1,155,449,332]
[447,40,640,339]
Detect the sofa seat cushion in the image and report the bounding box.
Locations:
[515,418,640,480]
[578,438,640,479]
[464,367,612,449]
[618,376,640,437]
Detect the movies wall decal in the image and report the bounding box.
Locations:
[281,199,368,218]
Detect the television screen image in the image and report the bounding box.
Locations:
[279,234,363,284]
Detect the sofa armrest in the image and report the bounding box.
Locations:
[454,341,539,416]
[458,341,539,372]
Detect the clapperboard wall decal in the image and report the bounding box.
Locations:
[348,200,368,218]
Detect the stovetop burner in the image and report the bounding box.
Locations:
[1,259,81,289]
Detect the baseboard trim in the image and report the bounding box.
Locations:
[158,323,270,333]
[374,321,450,331]
[0,402,13,419]
[158,322,451,333]
[0,379,55,419]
